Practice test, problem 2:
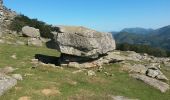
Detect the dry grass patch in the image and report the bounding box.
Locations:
[87,76,109,84]
[18,96,31,100]
[15,87,23,91]
[41,88,61,96]
[68,89,95,100]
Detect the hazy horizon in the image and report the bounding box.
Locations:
[4,0,170,32]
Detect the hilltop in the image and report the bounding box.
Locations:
[113,25,170,50]
[0,0,170,100]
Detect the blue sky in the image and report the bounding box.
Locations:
[4,0,170,32]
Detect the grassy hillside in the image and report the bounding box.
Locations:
[0,43,170,100]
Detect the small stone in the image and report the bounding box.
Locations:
[0,39,5,43]
[31,59,39,64]
[68,62,80,69]
[110,95,138,100]
[87,70,96,76]
[12,74,23,81]
[16,41,25,45]
[11,54,17,59]
[72,69,87,74]
[0,67,15,74]
[27,38,43,47]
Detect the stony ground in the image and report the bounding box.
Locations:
[0,35,170,100]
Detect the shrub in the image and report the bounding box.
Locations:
[117,43,169,57]
[9,14,60,38]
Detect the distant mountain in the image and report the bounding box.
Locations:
[121,27,154,34]
[113,25,170,50]
[110,31,118,35]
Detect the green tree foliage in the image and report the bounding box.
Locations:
[9,14,60,38]
[117,43,169,57]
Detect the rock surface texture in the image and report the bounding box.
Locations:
[0,66,22,96]
[0,0,16,36]
[0,74,17,96]
[51,26,116,60]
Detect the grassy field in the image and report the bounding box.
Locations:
[0,44,170,100]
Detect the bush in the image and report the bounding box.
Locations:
[9,14,60,38]
[117,43,169,57]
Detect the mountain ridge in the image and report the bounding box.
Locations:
[113,25,170,50]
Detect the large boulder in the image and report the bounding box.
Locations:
[51,26,116,60]
[22,26,40,38]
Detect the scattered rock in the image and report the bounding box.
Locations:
[0,74,17,96]
[131,74,169,93]
[68,62,81,69]
[31,59,39,64]
[0,67,15,74]
[87,70,96,76]
[121,63,147,74]
[39,62,59,68]
[22,26,40,38]
[104,72,114,77]
[66,79,78,85]
[110,95,138,100]
[12,74,23,81]
[16,41,25,45]
[146,68,168,81]
[11,54,17,59]
[146,69,159,78]
[72,69,87,74]
[27,38,43,47]
[0,39,5,43]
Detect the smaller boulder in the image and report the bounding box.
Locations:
[146,69,159,78]
[146,68,168,81]
[22,26,40,38]
[27,38,43,47]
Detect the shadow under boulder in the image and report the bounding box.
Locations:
[35,54,60,66]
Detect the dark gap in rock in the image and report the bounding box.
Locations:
[35,54,60,66]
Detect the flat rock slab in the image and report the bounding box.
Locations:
[110,95,138,100]
[131,74,169,93]
[51,26,116,59]
[0,74,17,96]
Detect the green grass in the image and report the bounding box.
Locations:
[0,44,170,100]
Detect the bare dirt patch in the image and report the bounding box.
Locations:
[41,88,61,96]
